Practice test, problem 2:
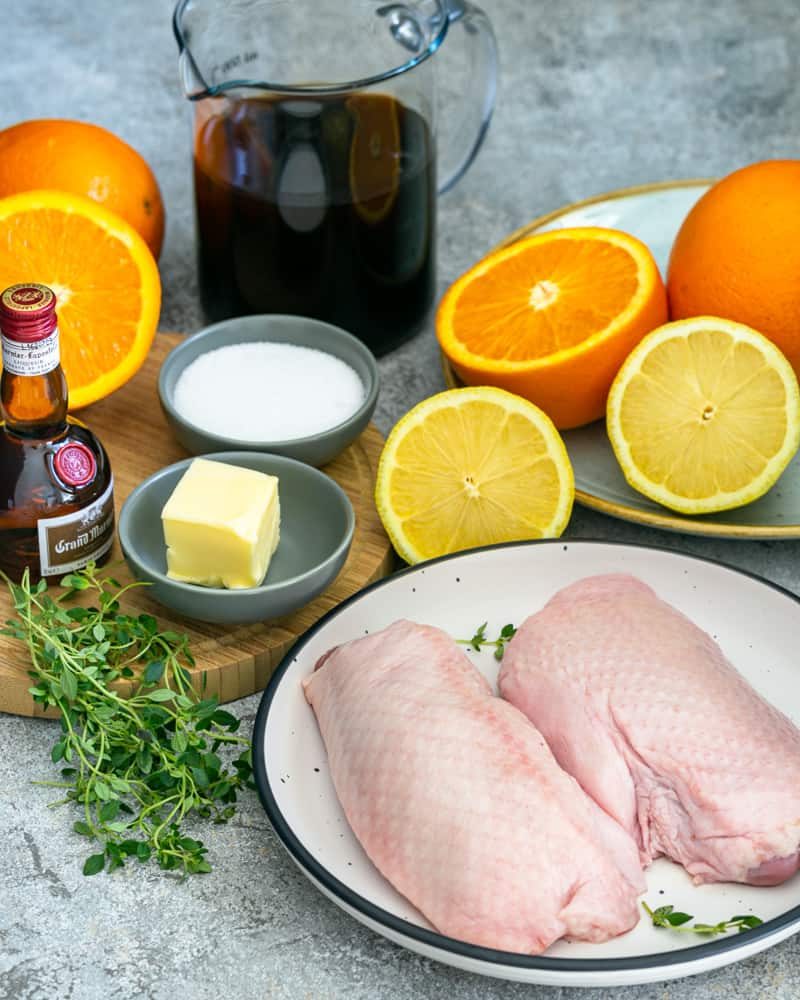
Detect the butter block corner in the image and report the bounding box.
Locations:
[161,458,280,589]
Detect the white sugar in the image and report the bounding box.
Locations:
[173,342,366,442]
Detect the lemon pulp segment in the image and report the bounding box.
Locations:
[375,387,574,564]
[607,319,800,515]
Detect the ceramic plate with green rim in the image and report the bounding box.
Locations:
[442,180,800,539]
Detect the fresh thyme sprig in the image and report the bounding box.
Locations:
[457,622,517,661]
[1,564,254,877]
[643,901,763,936]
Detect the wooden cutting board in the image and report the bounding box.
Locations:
[0,333,395,719]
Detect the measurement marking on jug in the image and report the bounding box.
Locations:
[213,51,259,80]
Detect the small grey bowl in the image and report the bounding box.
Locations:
[118,452,355,625]
[158,315,380,467]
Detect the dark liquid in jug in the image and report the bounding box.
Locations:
[194,93,436,355]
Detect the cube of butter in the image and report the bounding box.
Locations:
[161,458,280,589]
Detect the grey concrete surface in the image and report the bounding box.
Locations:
[2,0,800,997]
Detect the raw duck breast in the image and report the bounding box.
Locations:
[303,620,644,954]
[499,574,800,887]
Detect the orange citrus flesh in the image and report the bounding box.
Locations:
[437,227,668,429]
[0,190,161,409]
[452,239,640,359]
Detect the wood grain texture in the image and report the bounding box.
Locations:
[0,333,395,719]
[440,354,461,390]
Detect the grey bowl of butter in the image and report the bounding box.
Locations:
[119,452,354,625]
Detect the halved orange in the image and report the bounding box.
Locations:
[0,189,161,409]
[437,227,668,429]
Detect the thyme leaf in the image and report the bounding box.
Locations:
[2,564,254,877]
[642,901,763,936]
[457,622,517,660]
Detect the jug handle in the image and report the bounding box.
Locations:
[438,0,498,194]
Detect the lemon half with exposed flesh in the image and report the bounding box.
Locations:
[606,317,800,515]
[375,386,575,564]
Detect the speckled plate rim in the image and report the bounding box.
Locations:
[491,177,715,252]
[440,179,800,540]
[252,539,800,986]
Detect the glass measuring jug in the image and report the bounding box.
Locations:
[173,0,498,355]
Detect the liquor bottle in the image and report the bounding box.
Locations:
[0,282,114,582]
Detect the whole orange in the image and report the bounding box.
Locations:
[668,160,800,373]
[0,119,165,259]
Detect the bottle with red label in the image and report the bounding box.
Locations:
[0,282,115,582]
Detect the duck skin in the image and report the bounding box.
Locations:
[499,573,800,886]
[304,619,644,954]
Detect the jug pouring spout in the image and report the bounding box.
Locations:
[176,47,208,101]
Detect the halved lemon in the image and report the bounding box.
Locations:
[375,387,575,564]
[0,189,161,409]
[606,317,800,515]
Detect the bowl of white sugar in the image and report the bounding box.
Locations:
[158,315,380,467]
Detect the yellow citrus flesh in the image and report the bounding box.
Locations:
[0,189,161,409]
[375,387,575,564]
[606,317,800,515]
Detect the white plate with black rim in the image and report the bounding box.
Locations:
[252,540,800,988]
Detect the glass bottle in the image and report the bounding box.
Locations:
[0,282,114,582]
